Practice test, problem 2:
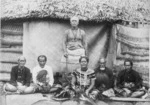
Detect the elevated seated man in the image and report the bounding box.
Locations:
[32,55,54,93]
[61,16,87,73]
[63,16,87,58]
[89,58,115,100]
[115,59,146,98]
[71,56,95,97]
[4,56,34,94]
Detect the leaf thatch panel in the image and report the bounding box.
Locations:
[1,0,150,22]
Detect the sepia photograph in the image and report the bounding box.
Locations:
[0,0,150,105]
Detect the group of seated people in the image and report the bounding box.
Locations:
[3,55,148,101]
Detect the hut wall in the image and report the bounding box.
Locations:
[23,20,112,73]
[0,22,23,81]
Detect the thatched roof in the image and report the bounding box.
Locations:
[1,0,150,22]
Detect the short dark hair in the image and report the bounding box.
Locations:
[38,55,47,62]
[124,59,133,66]
[79,56,89,63]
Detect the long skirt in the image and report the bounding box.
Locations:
[61,48,85,73]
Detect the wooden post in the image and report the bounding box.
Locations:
[149,27,150,92]
[0,82,6,105]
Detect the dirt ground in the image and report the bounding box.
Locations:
[0,82,150,105]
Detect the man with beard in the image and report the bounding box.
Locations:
[115,59,146,98]
[71,56,95,97]
[89,58,114,100]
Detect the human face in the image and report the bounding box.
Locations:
[99,62,106,70]
[80,58,88,71]
[124,61,132,70]
[38,57,46,68]
[18,58,26,68]
[70,20,79,27]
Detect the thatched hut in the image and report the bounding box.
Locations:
[1,0,150,105]
[1,0,150,87]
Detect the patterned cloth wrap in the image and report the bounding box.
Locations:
[89,88,115,100]
[72,68,96,99]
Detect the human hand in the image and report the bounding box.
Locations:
[17,85,27,94]
[71,84,76,90]
[75,86,82,93]
[124,83,131,88]
[122,88,131,97]
[129,82,135,88]
[17,85,26,91]
[85,90,89,96]
[42,84,51,93]
[89,94,96,100]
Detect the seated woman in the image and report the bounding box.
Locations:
[4,56,34,94]
[114,59,146,98]
[71,56,95,98]
[52,56,95,100]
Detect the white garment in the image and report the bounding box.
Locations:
[61,48,85,64]
[32,65,54,86]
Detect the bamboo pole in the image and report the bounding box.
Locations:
[110,97,150,102]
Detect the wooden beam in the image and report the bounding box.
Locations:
[0,71,10,74]
[0,48,22,53]
[1,29,23,35]
[1,39,22,46]
[0,61,18,64]
[0,45,11,48]
[110,97,150,102]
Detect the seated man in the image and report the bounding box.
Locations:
[115,59,146,98]
[71,56,95,97]
[32,55,54,93]
[89,58,115,100]
[4,56,34,94]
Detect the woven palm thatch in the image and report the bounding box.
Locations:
[1,0,150,22]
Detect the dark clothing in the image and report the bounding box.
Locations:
[10,65,31,87]
[94,67,114,90]
[116,69,143,91]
